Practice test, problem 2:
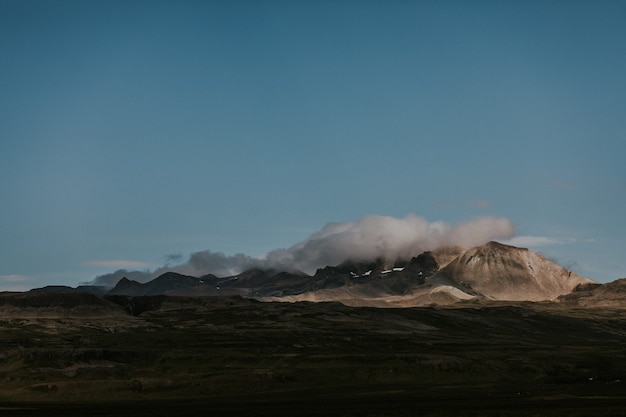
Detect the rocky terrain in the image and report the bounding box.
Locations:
[559,278,626,307]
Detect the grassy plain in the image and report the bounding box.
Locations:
[1,295,626,416]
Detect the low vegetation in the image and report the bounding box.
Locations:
[1,294,626,416]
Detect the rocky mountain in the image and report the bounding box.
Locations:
[558,278,626,307]
[257,242,594,306]
[433,241,593,301]
[109,272,219,296]
[102,242,596,306]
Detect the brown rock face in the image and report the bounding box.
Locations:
[559,278,626,307]
[435,241,594,301]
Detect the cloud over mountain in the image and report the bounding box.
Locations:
[263,215,515,274]
[90,215,515,286]
[501,236,575,248]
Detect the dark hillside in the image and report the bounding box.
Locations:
[0,292,125,317]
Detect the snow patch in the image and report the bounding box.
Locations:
[382,267,404,274]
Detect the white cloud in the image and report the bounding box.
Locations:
[263,215,515,274]
[83,260,152,269]
[500,236,576,248]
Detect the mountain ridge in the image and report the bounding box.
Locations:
[94,241,598,306]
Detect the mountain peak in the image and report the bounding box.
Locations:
[109,277,143,295]
[477,240,529,253]
[435,242,593,301]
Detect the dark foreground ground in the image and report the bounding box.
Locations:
[1,294,626,416]
[4,393,626,417]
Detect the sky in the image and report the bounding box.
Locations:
[1,0,625,291]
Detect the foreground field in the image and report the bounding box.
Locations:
[1,294,626,416]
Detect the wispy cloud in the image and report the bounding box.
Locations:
[0,275,33,292]
[0,274,32,283]
[500,235,576,248]
[466,199,491,209]
[163,254,184,265]
[83,260,152,269]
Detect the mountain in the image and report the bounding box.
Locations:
[261,251,446,307]
[256,242,593,306]
[433,241,594,301]
[29,285,109,295]
[108,272,216,296]
[202,269,311,297]
[70,242,597,306]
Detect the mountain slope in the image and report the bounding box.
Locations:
[434,241,593,301]
[558,278,626,307]
[259,251,447,306]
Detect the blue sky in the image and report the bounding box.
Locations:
[1,0,625,290]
